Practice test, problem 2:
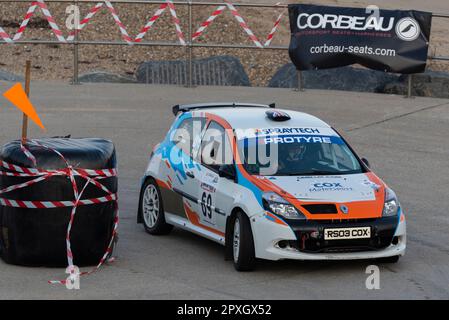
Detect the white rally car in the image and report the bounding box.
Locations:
[138,103,406,271]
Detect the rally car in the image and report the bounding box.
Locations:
[137,103,406,271]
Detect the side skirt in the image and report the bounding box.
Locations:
[165,212,225,245]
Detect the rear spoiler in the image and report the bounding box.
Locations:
[172,102,275,116]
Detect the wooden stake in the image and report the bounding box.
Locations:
[21,60,31,144]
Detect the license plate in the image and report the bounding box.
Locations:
[324,227,371,240]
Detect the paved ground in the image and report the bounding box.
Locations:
[0,81,448,299]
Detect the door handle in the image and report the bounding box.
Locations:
[186,171,195,179]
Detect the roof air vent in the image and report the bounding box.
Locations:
[266,110,291,122]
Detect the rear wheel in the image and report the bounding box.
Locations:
[232,211,256,271]
[140,178,173,235]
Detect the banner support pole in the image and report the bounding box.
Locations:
[295,70,304,92]
[407,74,414,99]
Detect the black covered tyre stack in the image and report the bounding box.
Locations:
[0,138,118,267]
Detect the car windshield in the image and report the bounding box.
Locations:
[237,133,364,176]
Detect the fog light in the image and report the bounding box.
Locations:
[277,240,288,249]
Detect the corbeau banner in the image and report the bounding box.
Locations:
[288,4,432,74]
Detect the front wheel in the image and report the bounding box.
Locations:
[232,211,256,271]
[140,178,173,235]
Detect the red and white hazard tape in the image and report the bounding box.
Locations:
[0,194,117,209]
[1,0,283,47]
[48,211,119,284]
[105,1,133,44]
[0,26,13,43]
[225,0,263,48]
[67,2,104,42]
[192,5,226,41]
[20,143,37,166]
[0,140,119,284]
[37,0,66,42]
[264,11,285,47]
[13,0,66,42]
[192,2,285,47]
[12,1,38,41]
[135,3,168,43]
[166,0,186,46]
[0,159,116,176]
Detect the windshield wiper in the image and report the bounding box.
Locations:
[284,170,338,176]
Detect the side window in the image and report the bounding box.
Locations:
[171,117,205,157]
[200,121,233,172]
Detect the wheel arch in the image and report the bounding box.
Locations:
[137,174,156,224]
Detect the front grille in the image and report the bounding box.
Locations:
[291,221,395,253]
[302,204,337,214]
[284,216,398,254]
[290,235,393,253]
[315,218,378,224]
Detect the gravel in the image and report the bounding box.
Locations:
[0,0,447,86]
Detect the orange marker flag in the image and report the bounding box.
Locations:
[3,82,45,131]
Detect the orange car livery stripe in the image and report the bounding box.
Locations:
[183,201,225,237]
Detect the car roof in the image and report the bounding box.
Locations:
[189,104,332,131]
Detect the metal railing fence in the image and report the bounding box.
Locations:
[1,0,448,96]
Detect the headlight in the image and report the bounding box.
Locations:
[383,188,399,217]
[262,192,305,220]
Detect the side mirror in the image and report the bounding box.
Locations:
[218,164,236,181]
[361,157,370,168]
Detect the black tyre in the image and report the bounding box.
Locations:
[140,178,173,235]
[377,255,400,263]
[232,211,256,271]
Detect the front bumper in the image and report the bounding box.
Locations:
[251,210,406,261]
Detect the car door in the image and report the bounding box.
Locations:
[197,121,236,233]
[169,116,205,217]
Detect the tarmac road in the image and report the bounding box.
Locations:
[0,82,448,299]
